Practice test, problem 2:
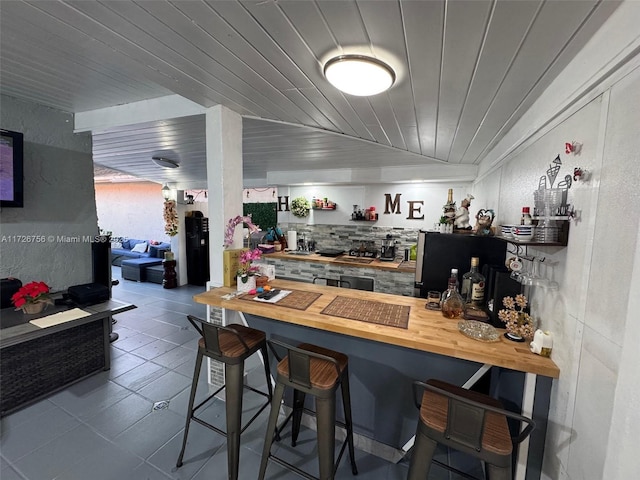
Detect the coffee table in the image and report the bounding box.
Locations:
[0,298,135,416]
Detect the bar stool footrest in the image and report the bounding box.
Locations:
[266,436,351,480]
[190,383,271,437]
[274,405,350,438]
[431,457,482,480]
[269,406,354,479]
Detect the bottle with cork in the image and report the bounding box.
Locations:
[441,188,456,227]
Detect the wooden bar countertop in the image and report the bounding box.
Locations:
[263,251,416,273]
[194,279,559,379]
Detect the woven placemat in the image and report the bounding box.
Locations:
[321,296,410,329]
[338,257,374,264]
[239,290,322,311]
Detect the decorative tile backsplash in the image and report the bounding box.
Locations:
[257,256,415,297]
[276,223,421,252]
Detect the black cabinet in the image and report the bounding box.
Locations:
[92,235,112,297]
[185,214,209,286]
[415,232,507,297]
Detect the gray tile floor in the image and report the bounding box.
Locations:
[1,269,469,480]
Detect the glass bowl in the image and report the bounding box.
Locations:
[458,320,501,342]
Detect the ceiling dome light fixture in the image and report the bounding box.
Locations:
[324,54,396,96]
[152,156,179,169]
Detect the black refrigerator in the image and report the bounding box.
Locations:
[185,213,209,286]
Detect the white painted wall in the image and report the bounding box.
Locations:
[277,183,475,229]
[94,182,169,242]
[603,219,640,480]
[0,95,96,292]
[474,5,640,474]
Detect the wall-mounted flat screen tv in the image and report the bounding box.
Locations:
[0,129,24,208]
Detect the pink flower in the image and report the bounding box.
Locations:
[224,215,259,248]
[238,248,262,276]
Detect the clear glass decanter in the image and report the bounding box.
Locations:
[441,274,465,319]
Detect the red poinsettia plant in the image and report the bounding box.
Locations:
[11,281,53,310]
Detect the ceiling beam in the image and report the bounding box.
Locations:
[74,94,206,133]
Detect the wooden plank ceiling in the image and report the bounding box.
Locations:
[0,0,618,186]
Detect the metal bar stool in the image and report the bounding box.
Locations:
[407,379,535,480]
[176,315,272,480]
[258,339,358,480]
[312,277,351,288]
[339,275,374,292]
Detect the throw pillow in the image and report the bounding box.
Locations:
[121,240,131,250]
[148,245,159,258]
[150,240,159,245]
[131,242,148,253]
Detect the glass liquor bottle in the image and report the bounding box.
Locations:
[451,268,459,290]
[441,274,465,319]
[441,268,459,303]
[461,257,485,307]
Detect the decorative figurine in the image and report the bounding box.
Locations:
[454,194,474,230]
[474,208,495,236]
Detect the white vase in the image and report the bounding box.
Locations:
[237,275,256,293]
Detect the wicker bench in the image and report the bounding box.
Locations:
[121,258,163,282]
[146,264,165,284]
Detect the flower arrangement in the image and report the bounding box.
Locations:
[163,200,178,237]
[498,294,535,341]
[237,248,262,281]
[224,215,259,248]
[12,281,53,313]
[290,197,310,218]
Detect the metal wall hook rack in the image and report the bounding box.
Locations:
[508,243,545,263]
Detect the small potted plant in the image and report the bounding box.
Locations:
[12,281,53,314]
[237,248,262,292]
[498,294,535,342]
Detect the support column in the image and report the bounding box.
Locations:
[205,107,244,388]
[174,189,188,286]
[206,105,243,288]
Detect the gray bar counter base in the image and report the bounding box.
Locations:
[244,313,551,479]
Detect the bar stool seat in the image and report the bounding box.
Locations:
[407,379,535,480]
[176,315,272,480]
[258,340,358,480]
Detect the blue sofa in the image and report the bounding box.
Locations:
[111,238,171,266]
